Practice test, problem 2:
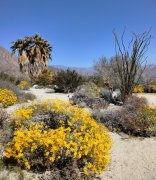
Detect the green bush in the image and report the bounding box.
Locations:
[53,69,84,93]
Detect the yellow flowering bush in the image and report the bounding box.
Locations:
[84,82,100,98]
[5,99,112,176]
[0,88,17,107]
[34,69,55,86]
[12,107,35,125]
[17,81,30,90]
[133,85,144,93]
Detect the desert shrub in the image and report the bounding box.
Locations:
[53,69,84,93]
[70,83,109,109]
[0,89,17,107]
[133,85,144,93]
[0,71,30,86]
[94,96,156,137]
[34,69,55,86]
[24,92,36,101]
[17,81,30,90]
[0,108,8,127]
[0,80,35,103]
[0,72,17,84]
[87,75,106,87]
[144,85,156,93]
[100,88,113,103]
[83,82,100,97]
[5,99,111,177]
[150,85,156,93]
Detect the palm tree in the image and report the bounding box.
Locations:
[11,34,52,78]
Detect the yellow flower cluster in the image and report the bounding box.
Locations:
[0,88,17,107]
[12,107,35,125]
[5,99,112,175]
[5,123,68,169]
[143,106,156,121]
[18,81,30,90]
[133,85,144,93]
[140,106,156,134]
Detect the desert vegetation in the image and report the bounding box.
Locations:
[0,29,156,180]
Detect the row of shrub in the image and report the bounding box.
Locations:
[33,68,113,93]
[133,85,156,93]
[0,71,30,86]
[0,99,112,179]
[33,69,85,93]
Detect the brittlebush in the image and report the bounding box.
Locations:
[0,88,17,107]
[133,85,144,93]
[5,99,112,175]
[17,81,30,90]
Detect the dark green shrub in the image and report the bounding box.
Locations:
[93,96,156,137]
[53,69,84,93]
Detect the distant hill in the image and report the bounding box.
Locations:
[0,46,156,79]
[0,46,20,75]
[52,64,156,79]
[142,64,156,83]
[51,65,95,75]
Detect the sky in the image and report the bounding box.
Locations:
[0,0,156,67]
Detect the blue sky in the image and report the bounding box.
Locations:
[0,0,156,67]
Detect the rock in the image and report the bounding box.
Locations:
[79,102,86,107]
[46,89,55,93]
[33,84,39,89]
[119,132,130,139]
[112,89,121,101]
[53,85,59,90]
[0,170,19,180]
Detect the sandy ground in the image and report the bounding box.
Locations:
[4,89,156,180]
[136,93,156,107]
[6,87,72,114]
[25,87,72,101]
[100,133,156,180]
[101,93,156,180]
